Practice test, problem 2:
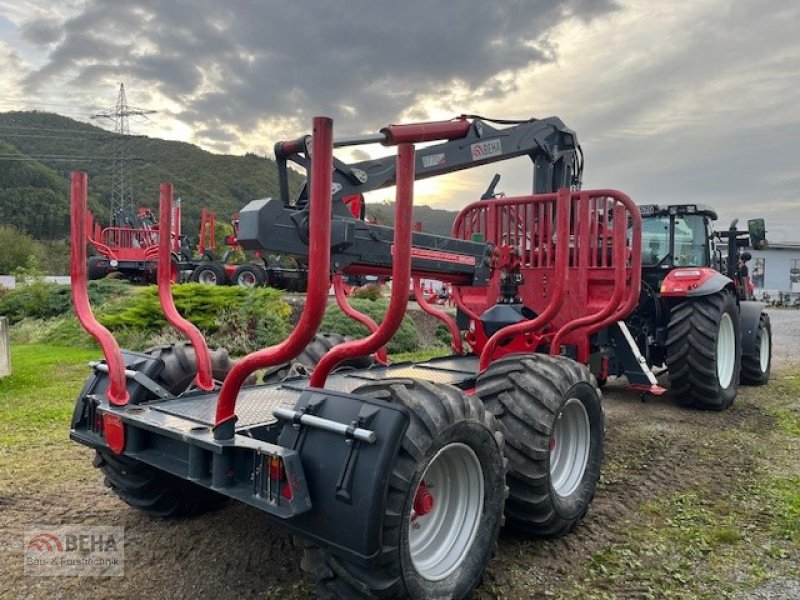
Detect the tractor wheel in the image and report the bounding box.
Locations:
[476,353,604,537]
[262,332,375,384]
[740,311,771,385]
[189,262,228,286]
[665,289,741,410]
[301,379,506,600]
[94,343,236,518]
[87,256,110,280]
[232,263,267,288]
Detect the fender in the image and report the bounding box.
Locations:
[738,301,766,357]
[660,268,733,298]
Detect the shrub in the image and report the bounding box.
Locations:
[99,283,291,335]
[0,225,46,275]
[320,298,419,354]
[351,284,383,301]
[0,279,132,324]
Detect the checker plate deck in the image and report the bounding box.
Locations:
[150,355,478,430]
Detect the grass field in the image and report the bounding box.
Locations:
[0,339,797,599]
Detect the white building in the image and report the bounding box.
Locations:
[749,242,800,294]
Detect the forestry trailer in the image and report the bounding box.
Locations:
[67,114,768,599]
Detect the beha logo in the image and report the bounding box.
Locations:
[27,533,64,552]
[24,525,125,576]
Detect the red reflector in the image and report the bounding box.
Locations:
[269,456,284,481]
[102,413,125,454]
[281,482,293,500]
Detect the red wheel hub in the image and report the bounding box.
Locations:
[550,436,556,451]
[413,481,435,518]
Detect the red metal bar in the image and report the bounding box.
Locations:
[590,191,642,332]
[413,278,464,354]
[332,274,389,365]
[380,117,470,145]
[172,197,181,253]
[478,188,571,371]
[214,117,334,434]
[310,143,416,387]
[70,172,129,406]
[549,201,627,359]
[158,183,214,391]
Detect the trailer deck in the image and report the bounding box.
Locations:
[150,355,479,430]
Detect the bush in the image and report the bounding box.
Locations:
[320,298,419,354]
[351,284,382,301]
[0,225,46,275]
[0,279,132,324]
[99,283,289,330]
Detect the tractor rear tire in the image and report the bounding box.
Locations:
[301,379,506,600]
[262,332,375,384]
[95,343,236,518]
[740,311,771,385]
[232,263,267,288]
[190,262,228,286]
[476,353,604,537]
[665,289,741,410]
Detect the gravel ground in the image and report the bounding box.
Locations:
[765,307,800,370]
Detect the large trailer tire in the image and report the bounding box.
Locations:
[94,343,236,518]
[262,332,375,383]
[740,311,771,385]
[189,262,228,286]
[87,256,110,280]
[301,379,506,600]
[476,353,604,537]
[665,289,741,410]
[232,263,267,288]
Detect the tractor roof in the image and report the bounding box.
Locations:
[638,204,718,221]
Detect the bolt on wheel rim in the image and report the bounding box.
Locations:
[408,442,484,581]
[759,327,770,373]
[550,397,590,498]
[717,312,735,388]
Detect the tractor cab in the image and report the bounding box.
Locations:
[637,204,717,289]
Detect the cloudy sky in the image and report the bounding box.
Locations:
[0,0,798,240]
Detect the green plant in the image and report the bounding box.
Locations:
[320,298,419,354]
[0,279,132,324]
[351,284,382,301]
[99,283,289,331]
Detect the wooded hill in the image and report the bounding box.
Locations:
[0,110,459,241]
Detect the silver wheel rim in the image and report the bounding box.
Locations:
[408,442,484,581]
[717,312,735,388]
[759,326,770,373]
[550,397,590,498]
[237,272,257,287]
[198,270,217,285]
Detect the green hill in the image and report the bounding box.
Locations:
[0,111,303,240]
[0,110,460,243]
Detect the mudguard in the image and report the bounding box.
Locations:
[660,268,733,298]
[278,389,410,563]
[738,301,766,357]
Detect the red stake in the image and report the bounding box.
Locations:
[70,172,129,406]
[157,183,214,391]
[213,117,334,435]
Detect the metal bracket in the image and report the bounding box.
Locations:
[89,361,175,400]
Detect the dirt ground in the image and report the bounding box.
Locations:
[1,310,798,599]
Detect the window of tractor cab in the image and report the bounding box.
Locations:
[637,214,709,267]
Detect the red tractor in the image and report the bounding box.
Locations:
[66,114,733,598]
